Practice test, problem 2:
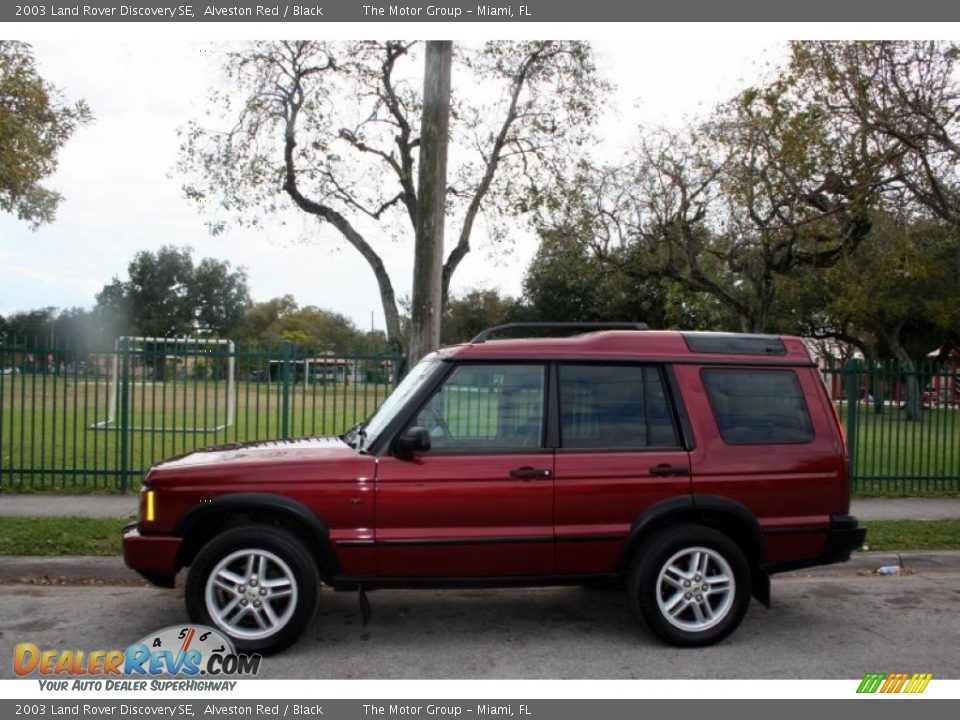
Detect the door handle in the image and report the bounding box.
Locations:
[510,466,552,479]
[649,464,690,476]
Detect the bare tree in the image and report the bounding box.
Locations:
[790,41,960,226]
[179,41,604,352]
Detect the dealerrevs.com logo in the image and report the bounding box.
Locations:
[14,625,261,691]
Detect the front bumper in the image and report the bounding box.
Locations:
[122,523,182,588]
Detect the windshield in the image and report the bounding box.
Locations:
[357,359,440,449]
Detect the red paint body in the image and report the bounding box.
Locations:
[123,331,859,590]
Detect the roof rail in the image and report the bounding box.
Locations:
[470,322,649,344]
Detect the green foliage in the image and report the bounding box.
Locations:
[236,296,385,352]
[522,225,729,330]
[94,246,251,339]
[0,41,91,227]
[784,213,960,357]
[440,289,525,345]
[0,306,113,353]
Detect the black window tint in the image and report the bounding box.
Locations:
[415,364,545,451]
[560,365,678,449]
[702,369,814,445]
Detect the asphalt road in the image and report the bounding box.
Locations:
[2,564,959,680]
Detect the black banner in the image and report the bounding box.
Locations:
[3,0,960,22]
[0,700,958,720]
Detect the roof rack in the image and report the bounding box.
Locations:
[470,322,649,344]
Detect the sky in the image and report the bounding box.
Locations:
[0,39,783,333]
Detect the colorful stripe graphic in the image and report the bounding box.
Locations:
[857,672,933,694]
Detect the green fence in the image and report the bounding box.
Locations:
[822,360,960,495]
[0,337,401,492]
[2,340,957,494]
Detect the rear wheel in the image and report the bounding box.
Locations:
[185,526,319,654]
[627,525,750,647]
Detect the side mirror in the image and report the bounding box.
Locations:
[395,426,431,458]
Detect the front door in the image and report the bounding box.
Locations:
[375,363,554,578]
[553,363,691,574]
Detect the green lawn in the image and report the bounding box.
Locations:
[0,377,392,492]
[864,520,960,551]
[0,517,126,555]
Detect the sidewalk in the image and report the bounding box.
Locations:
[1,494,959,521]
[0,494,137,518]
[851,498,960,521]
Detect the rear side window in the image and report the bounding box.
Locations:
[702,369,814,445]
[559,365,679,449]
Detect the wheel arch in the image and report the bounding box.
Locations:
[617,494,769,606]
[174,493,339,582]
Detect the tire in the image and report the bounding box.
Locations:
[185,525,320,655]
[627,524,750,647]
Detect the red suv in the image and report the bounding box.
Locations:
[123,324,865,653]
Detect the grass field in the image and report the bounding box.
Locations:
[0,377,392,492]
[864,520,960,551]
[0,517,125,555]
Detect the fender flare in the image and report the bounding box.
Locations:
[617,494,767,573]
[174,493,339,577]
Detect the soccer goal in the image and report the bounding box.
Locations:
[90,337,236,432]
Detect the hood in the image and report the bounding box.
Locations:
[146,436,374,486]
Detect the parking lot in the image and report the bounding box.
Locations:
[2,559,958,679]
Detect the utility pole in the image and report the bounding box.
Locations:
[408,40,452,366]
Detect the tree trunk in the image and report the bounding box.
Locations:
[883,327,922,422]
[409,41,452,366]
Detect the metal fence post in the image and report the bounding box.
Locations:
[118,337,132,491]
[845,358,860,483]
[281,340,293,439]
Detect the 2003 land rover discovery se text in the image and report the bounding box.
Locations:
[123,324,866,653]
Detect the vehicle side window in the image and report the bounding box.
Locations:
[702,368,814,445]
[559,365,679,449]
[413,364,545,451]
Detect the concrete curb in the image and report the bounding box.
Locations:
[0,556,148,585]
[787,550,960,576]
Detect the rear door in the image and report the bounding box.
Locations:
[375,362,554,578]
[679,364,845,564]
[553,363,691,575]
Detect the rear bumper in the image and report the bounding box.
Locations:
[122,523,182,588]
[822,514,868,565]
[765,514,867,575]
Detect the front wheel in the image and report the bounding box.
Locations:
[185,526,320,654]
[627,525,750,647]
